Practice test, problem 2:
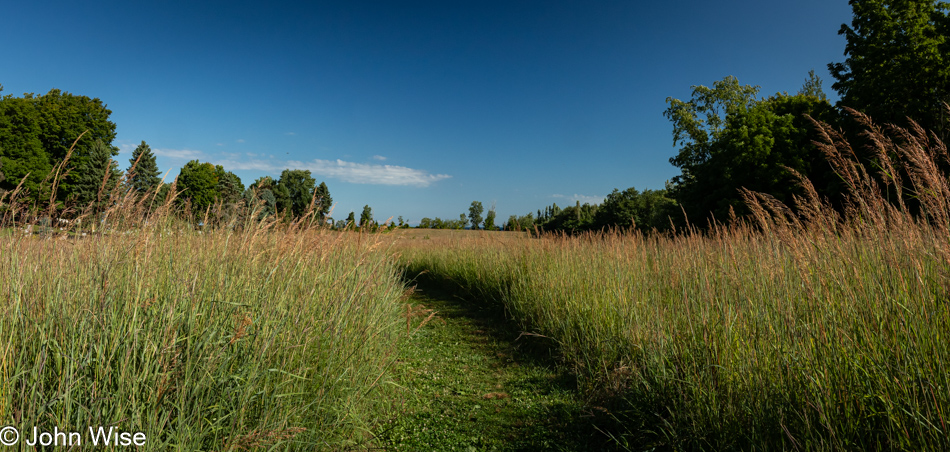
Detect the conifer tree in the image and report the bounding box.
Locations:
[127,141,161,194]
[74,139,121,210]
[313,181,332,221]
[360,205,373,227]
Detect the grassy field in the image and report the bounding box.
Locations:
[396,122,950,450]
[3,119,949,450]
[5,214,947,449]
[400,225,950,450]
[0,221,407,450]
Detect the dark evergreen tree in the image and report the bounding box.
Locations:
[313,181,332,221]
[360,205,373,227]
[247,176,278,218]
[214,166,244,206]
[73,139,122,210]
[829,0,950,138]
[127,141,161,194]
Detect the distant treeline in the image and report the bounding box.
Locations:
[505,2,950,233]
[0,85,347,228]
[502,187,676,233]
[4,2,949,232]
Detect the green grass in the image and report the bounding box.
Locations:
[400,226,950,450]
[0,225,407,450]
[375,273,620,451]
[394,121,950,450]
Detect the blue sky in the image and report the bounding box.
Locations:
[1,1,853,225]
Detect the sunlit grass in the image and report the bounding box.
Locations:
[0,211,406,450]
[401,114,950,450]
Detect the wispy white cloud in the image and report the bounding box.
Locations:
[210,157,451,187]
[153,148,205,160]
[291,159,451,187]
[285,132,296,136]
[552,193,605,205]
[214,159,280,172]
[372,155,387,161]
[236,139,245,143]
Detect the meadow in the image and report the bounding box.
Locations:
[1,115,948,450]
[0,197,408,449]
[398,120,950,450]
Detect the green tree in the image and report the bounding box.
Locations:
[666,75,837,222]
[276,169,316,219]
[359,205,373,228]
[73,139,122,210]
[484,207,497,231]
[313,181,333,222]
[176,160,219,217]
[214,166,244,205]
[156,183,173,206]
[799,69,828,102]
[0,88,117,203]
[829,0,950,137]
[468,201,484,230]
[127,141,161,194]
[0,94,51,199]
[594,187,677,231]
[665,76,760,194]
[346,211,356,229]
[504,213,535,231]
[246,176,278,218]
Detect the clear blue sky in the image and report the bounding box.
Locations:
[1,1,853,225]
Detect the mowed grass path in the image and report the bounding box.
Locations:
[375,274,621,451]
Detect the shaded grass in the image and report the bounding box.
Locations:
[376,272,621,451]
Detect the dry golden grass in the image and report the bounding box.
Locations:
[400,114,950,450]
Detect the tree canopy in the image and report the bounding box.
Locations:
[276,169,316,219]
[176,160,220,217]
[665,75,837,222]
[468,201,484,230]
[829,0,950,137]
[0,88,116,203]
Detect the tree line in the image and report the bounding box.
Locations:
[505,1,950,233]
[4,2,945,232]
[0,85,352,228]
[413,200,500,230]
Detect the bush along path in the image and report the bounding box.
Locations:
[374,273,623,451]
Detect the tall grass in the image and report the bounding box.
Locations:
[1,175,407,449]
[402,113,950,450]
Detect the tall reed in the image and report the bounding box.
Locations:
[402,113,950,450]
[1,178,407,449]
